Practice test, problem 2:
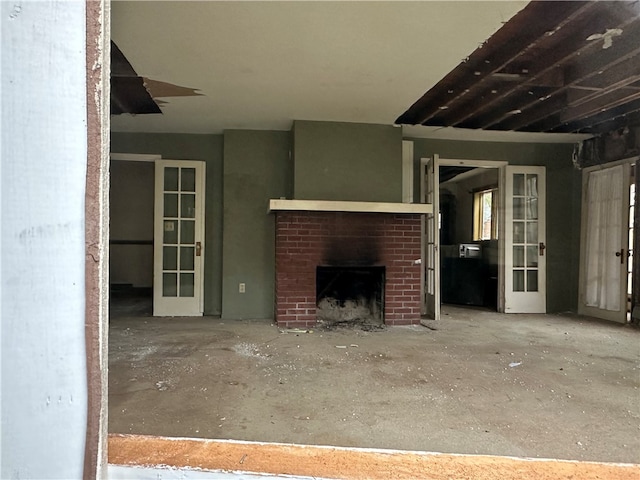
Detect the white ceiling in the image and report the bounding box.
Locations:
[110,1,589,142]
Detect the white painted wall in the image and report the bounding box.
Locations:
[1,1,89,477]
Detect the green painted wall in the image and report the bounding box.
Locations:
[110,132,224,316]
[409,139,581,313]
[109,160,155,288]
[111,128,583,318]
[293,121,403,202]
[222,130,290,319]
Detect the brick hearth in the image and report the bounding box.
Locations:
[275,211,422,328]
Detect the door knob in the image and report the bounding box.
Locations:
[615,248,624,264]
[539,242,546,256]
[196,242,202,257]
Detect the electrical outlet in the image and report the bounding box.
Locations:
[239,283,246,293]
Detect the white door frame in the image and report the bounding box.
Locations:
[110,154,207,316]
[578,157,637,323]
[420,157,507,315]
[110,153,162,163]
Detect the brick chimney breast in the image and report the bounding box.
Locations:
[275,211,421,328]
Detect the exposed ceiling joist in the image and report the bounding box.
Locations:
[111,41,161,115]
[396,1,640,135]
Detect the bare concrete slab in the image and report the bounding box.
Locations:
[108,305,640,464]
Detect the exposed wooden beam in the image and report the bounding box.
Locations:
[395,1,591,125]
[548,97,640,133]
[579,109,640,134]
[397,0,640,136]
[497,69,640,132]
[439,2,613,128]
[493,23,640,131]
[474,13,640,130]
[563,89,640,124]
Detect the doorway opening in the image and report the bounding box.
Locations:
[109,155,206,319]
[439,165,500,311]
[109,158,155,318]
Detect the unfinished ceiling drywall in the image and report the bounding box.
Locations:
[111,1,535,137]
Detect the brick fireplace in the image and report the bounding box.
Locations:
[274,211,422,328]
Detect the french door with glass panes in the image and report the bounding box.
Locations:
[422,155,440,320]
[578,162,631,323]
[153,160,205,316]
[504,166,546,313]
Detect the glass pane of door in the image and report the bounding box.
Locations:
[423,156,440,320]
[579,164,628,322]
[512,173,539,292]
[161,166,197,298]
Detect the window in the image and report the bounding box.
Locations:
[474,187,498,240]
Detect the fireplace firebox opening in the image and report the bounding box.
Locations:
[316,266,385,326]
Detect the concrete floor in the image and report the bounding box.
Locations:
[108,300,640,465]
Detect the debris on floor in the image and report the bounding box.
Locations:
[318,320,386,332]
[155,380,170,391]
[420,319,438,331]
[280,328,313,334]
[232,342,266,359]
[109,305,640,464]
